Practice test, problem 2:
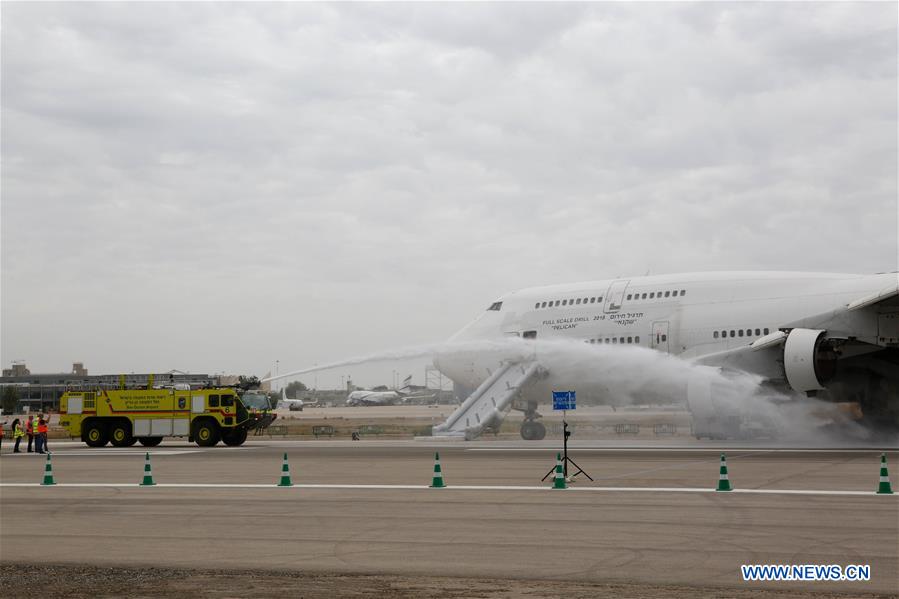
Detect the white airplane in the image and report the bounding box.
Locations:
[346,376,436,406]
[432,271,899,440]
[346,389,403,406]
[278,389,320,411]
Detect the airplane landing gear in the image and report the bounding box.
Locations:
[520,419,546,440]
[513,398,546,440]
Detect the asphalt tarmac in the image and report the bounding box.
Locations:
[1,440,897,597]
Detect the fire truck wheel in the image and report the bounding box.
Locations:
[84,422,109,447]
[138,437,163,447]
[193,419,221,447]
[222,428,248,447]
[110,421,134,448]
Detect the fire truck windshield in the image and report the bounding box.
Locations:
[240,391,271,411]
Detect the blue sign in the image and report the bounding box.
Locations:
[552,390,576,411]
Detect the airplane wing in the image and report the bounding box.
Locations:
[846,281,899,311]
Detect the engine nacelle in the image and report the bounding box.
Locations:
[783,328,838,392]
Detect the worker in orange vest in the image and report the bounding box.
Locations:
[25,414,34,453]
[35,415,49,454]
[39,414,50,453]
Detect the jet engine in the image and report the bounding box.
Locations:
[783,328,839,393]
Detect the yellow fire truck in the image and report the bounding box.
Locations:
[59,387,269,447]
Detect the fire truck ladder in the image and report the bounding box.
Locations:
[432,360,543,440]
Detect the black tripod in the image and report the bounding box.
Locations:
[542,419,593,482]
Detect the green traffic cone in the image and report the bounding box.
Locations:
[716,453,732,492]
[278,452,293,487]
[876,453,893,495]
[140,452,156,486]
[430,452,446,488]
[41,452,56,486]
[552,452,567,489]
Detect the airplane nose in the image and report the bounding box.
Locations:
[435,307,524,388]
[432,351,462,384]
[433,346,480,388]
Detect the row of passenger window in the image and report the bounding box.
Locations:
[534,289,687,310]
[627,289,685,301]
[715,328,770,339]
[535,296,603,309]
[585,336,642,345]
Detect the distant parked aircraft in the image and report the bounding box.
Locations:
[346,375,436,406]
[278,389,320,411]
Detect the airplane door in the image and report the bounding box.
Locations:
[604,280,630,313]
[651,321,670,352]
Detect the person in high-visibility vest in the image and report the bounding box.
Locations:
[33,416,42,454]
[13,418,25,453]
[25,415,34,453]
[38,415,49,453]
[35,415,48,454]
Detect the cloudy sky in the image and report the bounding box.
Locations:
[2,2,896,387]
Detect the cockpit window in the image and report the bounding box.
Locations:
[487,301,503,311]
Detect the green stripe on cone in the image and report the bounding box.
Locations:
[716,453,732,492]
[552,452,567,489]
[278,453,293,487]
[140,452,156,486]
[41,453,56,486]
[876,453,893,495]
[430,452,446,488]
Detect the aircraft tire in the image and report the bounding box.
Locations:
[520,420,546,441]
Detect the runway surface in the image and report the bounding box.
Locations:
[1,440,896,597]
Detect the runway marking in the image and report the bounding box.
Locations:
[0,483,893,497]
